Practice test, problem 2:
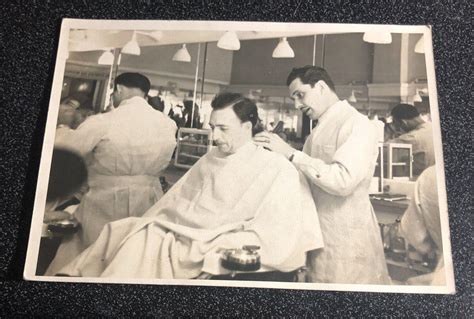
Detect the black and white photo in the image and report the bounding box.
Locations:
[24,19,455,294]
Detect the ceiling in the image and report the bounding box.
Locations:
[69,29,322,52]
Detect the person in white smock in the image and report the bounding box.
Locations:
[46,73,177,275]
[254,66,390,284]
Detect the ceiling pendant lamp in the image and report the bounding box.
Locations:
[413,89,423,102]
[363,30,392,44]
[98,50,114,65]
[122,32,141,55]
[348,90,357,103]
[172,44,191,62]
[415,35,425,54]
[217,31,240,50]
[272,37,295,58]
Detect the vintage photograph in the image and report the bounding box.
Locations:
[24,19,455,293]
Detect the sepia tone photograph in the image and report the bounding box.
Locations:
[24,19,455,294]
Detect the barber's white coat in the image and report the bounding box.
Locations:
[292,100,390,284]
[46,96,177,275]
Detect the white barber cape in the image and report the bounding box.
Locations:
[46,96,177,275]
[291,100,390,284]
[56,143,324,279]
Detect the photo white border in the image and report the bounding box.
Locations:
[24,19,455,294]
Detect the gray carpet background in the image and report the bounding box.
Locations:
[0,0,471,316]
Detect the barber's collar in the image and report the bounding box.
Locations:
[117,96,149,108]
[317,99,349,124]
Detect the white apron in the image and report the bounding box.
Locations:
[292,100,390,284]
[45,96,177,275]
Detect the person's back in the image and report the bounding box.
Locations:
[46,73,177,275]
[86,96,176,177]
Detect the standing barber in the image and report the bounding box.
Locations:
[46,72,177,275]
[254,66,390,284]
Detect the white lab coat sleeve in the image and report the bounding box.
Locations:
[291,118,377,196]
[64,114,108,156]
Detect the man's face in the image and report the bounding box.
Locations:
[289,78,326,120]
[209,106,251,155]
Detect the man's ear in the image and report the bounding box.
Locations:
[243,121,253,132]
[315,80,328,93]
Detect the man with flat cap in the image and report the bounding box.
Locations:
[46,72,177,275]
[387,103,435,177]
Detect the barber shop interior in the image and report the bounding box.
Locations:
[37,28,445,286]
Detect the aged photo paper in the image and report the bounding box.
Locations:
[24,19,455,294]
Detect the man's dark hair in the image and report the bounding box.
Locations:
[211,92,263,136]
[47,148,88,202]
[286,65,336,91]
[148,96,165,112]
[114,72,151,95]
[391,103,420,120]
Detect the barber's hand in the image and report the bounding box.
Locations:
[253,131,295,159]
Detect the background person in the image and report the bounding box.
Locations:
[386,103,435,176]
[399,166,445,285]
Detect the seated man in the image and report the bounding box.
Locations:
[55,93,324,279]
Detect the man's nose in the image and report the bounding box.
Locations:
[294,100,303,109]
[211,129,221,141]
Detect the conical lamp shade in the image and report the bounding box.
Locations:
[172,44,191,62]
[272,37,295,58]
[348,90,357,103]
[413,90,423,102]
[415,35,425,54]
[217,31,240,50]
[363,31,392,44]
[98,50,114,65]
[122,32,141,55]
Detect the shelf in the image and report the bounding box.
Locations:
[179,143,209,148]
[391,162,408,166]
[178,153,201,159]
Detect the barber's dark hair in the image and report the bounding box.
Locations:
[47,148,88,202]
[114,72,151,95]
[286,65,336,91]
[211,92,264,136]
[391,103,420,120]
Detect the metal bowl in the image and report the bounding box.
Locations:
[221,245,261,272]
